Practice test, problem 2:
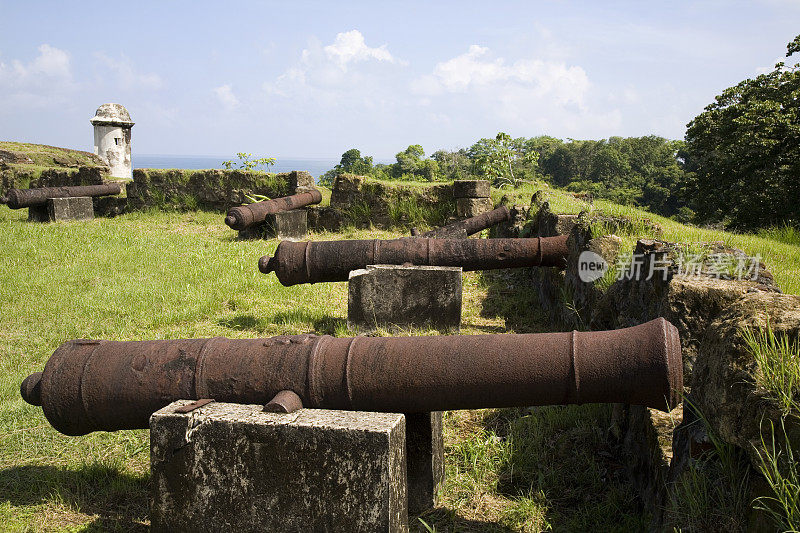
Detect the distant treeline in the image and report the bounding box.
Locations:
[322,34,800,231]
[322,134,692,221]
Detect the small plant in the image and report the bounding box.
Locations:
[664,406,752,532]
[742,322,800,415]
[243,193,270,204]
[753,419,800,531]
[222,153,276,172]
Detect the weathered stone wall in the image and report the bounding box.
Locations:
[521,198,794,528]
[310,174,458,231]
[127,169,314,212]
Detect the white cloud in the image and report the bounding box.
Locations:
[264,30,404,103]
[95,53,163,90]
[213,84,240,110]
[411,45,589,107]
[323,30,395,70]
[0,44,72,86]
[0,44,75,109]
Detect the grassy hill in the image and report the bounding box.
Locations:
[0,142,105,187]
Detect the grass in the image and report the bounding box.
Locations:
[753,420,800,531]
[743,323,800,416]
[0,141,102,168]
[664,426,753,532]
[423,406,648,532]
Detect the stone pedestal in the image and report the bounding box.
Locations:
[150,401,409,532]
[238,209,308,240]
[456,197,494,218]
[27,197,94,222]
[348,265,462,332]
[453,179,490,198]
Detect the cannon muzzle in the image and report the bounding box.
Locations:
[225,189,322,231]
[259,235,570,286]
[3,184,123,209]
[22,318,682,436]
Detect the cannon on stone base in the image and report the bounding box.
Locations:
[259,235,570,286]
[0,183,123,209]
[224,189,322,231]
[21,318,682,436]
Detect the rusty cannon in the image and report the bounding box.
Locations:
[20,318,682,436]
[0,183,123,209]
[410,206,511,238]
[224,189,322,231]
[259,234,570,286]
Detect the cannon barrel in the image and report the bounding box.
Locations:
[411,206,511,238]
[259,235,570,286]
[224,189,322,231]
[21,318,682,436]
[0,184,123,209]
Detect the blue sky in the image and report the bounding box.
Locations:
[1,1,798,160]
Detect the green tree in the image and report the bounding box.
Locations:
[338,148,373,175]
[469,132,539,187]
[683,34,800,229]
[393,144,425,178]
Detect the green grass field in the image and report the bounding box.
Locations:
[1,198,797,531]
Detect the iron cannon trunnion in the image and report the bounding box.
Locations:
[21,318,682,436]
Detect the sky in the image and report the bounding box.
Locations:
[0,1,799,160]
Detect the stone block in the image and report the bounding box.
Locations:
[266,209,307,240]
[456,197,494,218]
[28,197,94,222]
[452,179,490,198]
[288,170,315,192]
[237,209,308,240]
[348,265,462,332]
[150,401,408,532]
[49,196,94,221]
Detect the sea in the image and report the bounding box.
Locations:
[133,154,339,180]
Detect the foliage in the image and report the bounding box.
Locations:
[469,132,539,188]
[683,34,800,229]
[753,420,800,532]
[743,322,800,415]
[221,152,276,172]
[319,148,374,186]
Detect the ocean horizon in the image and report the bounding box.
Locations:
[133,154,340,178]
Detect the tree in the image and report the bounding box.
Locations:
[683,34,800,229]
[469,132,539,187]
[319,148,374,186]
[338,148,373,175]
[393,144,425,178]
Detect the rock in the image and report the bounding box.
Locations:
[691,292,800,467]
[288,170,315,192]
[150,401,409,532]
[347,265,462,333]
[452,179,490,198]
[456,197,493,218]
